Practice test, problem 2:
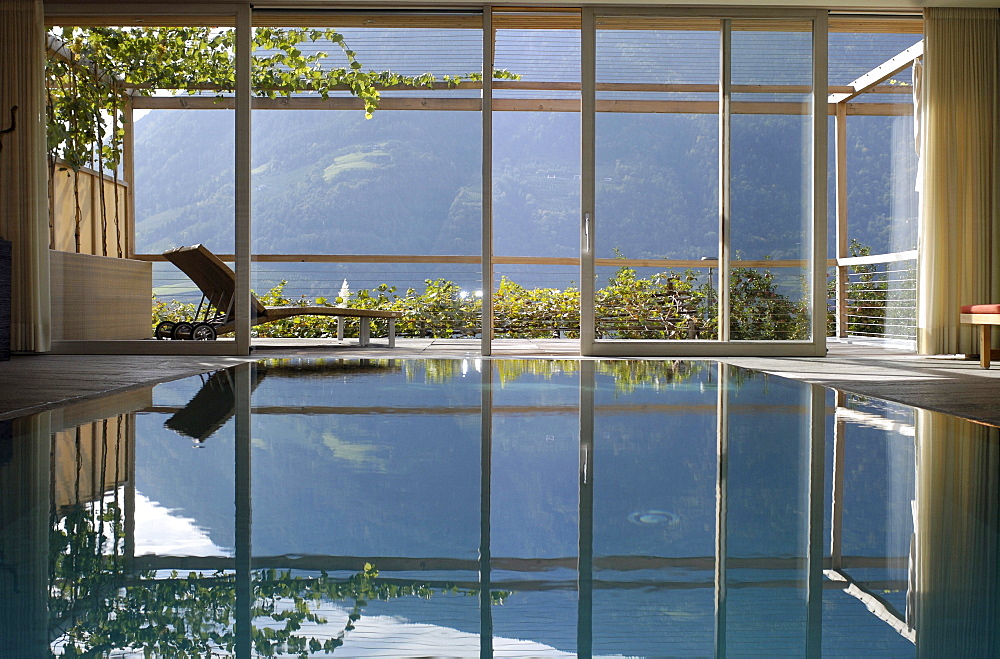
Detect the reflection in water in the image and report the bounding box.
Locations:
[627,510,681,527]
[164,369,238,444]
[0,359,997,656]
[913,410,1000,656]
[164,367,267,445]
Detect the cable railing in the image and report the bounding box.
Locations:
[832,250,917,345]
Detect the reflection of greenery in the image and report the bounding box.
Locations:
[402,357,470,384]
[50,507,508,656]
[494,359,578,387]
[49,503,126,639]
[257,358,400,376]
[494,359,705,394]
[254,356,708,392]
[598,360,706,394]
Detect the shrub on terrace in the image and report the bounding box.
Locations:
[151,265,809,341]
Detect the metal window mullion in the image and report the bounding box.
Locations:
[719,20,731,342]
[580,8,596,351]
[812,12,829,349]
[235,5,252,356]
[481,8,493,356]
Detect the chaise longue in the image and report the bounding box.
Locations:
[157,244,402,346]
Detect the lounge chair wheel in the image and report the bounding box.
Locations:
[155,321,176,340]
[191,322,217,341]
[171,321,195,340]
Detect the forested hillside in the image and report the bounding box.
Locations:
[134,106,916,263]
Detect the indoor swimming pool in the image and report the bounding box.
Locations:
[2,358,997,656]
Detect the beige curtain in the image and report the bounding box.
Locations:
[917,8,1000,355]
[913,409,1000,656]
[0,0,50,352]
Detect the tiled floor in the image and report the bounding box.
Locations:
[4,338,1000,425]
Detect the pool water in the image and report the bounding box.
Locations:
[2,358,997,657]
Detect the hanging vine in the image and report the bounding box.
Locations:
[45,42,129,254]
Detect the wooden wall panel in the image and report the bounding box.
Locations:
[51,165,128,257]
[50,251,152,340]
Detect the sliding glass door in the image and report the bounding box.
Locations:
[581,9,827,356]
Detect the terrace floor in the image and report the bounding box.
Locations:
[4,339,1000,426]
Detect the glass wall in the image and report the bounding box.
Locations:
[828,27,922,343]
[492,16,582,338]
[250,19,483,316]
[729,20,815,341]
[584,10,824,355]
[136,108,237,305]
[594,18,720,341]
[43,11,931,354]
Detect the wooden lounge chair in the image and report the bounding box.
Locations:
[158,244,402,346]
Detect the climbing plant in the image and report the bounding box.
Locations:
[45,25,517,253]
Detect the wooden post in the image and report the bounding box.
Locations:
[123,96,136,258]
[835,102,849,338]
[481,8,494,355]
[234,5,252,356]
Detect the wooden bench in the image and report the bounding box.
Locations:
[960,304,1000,369]
[330,309,402,348]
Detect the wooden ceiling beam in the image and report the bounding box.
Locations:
[828,40,922,104]
[133,94,912,116]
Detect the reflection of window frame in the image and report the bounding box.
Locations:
[828,389,917,644]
